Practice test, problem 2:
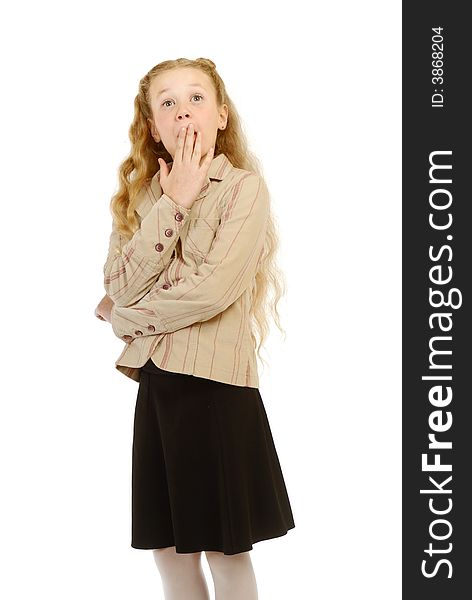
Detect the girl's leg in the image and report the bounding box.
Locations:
[205,550,258,600]
[152,546,210,600]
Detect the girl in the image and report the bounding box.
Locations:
[95,57,295,600]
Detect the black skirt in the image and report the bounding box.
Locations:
[131,358,295,555]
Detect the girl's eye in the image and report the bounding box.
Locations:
[162,94,203,107]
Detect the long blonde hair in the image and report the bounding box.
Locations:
[109,57,286,367]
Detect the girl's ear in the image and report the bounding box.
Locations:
[147,118,160,142]
[219,104,229,129]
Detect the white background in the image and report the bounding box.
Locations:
[0,1,401,598]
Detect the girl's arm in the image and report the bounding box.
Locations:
[109,173,269,341]
[103,192,192,307]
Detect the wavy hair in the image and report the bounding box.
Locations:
[109,57,286,368]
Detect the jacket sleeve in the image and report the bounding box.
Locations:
[103,190,192,307]
[109,173,269,342]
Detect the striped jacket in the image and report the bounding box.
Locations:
[103,152,270,388]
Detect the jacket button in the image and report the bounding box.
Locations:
[175,212,184,222]
[154,242,164,252]
[134,330,143,336]
[164,228,173,237]
[162,283,171,290]
[147,324,156,332]
[122,334,133,342]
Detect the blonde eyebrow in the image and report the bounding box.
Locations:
[156,84,207,98]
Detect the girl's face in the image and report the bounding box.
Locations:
[147,67,228,161]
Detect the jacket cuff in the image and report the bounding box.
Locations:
[137,193,191,258]
[110,303,168,342]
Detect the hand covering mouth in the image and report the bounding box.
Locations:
[177,127,198,137]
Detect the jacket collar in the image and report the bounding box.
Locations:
[135,152,233,217]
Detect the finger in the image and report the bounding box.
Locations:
[176,126,187,164]
[192,129,202,162]
[205,145,214,162]
[199,144,213,169]
[175,126,186,164]
[158,158,167,182]
[183,123,194,161]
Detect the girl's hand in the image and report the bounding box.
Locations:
[94,294,114,323]
[157,123,214,210]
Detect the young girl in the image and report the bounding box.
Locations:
[95,57,295,600]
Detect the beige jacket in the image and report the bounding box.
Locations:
[103,152,270,388]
